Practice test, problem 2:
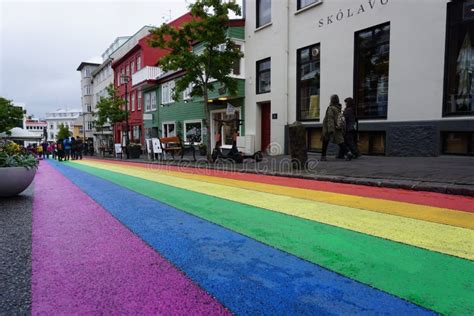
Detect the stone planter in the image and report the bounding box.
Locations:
[0,167,37,197]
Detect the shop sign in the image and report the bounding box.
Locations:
[143,113,153,121]
[318,0,389,28]
[226,103,236,115]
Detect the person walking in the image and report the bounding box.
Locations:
[70,137,77,160]
[41,141,48,159]
[343,97,360,158]
[57,139,64,161]
[63,137,71,161]
[76,139,83,160]
[321,95,353,161]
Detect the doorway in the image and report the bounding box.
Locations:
[260,102,271,152]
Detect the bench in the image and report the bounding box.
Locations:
[159,136,196,161]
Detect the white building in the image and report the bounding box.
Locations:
[76,61,100,145]
[244,0,474,156]
[25,118,47,145]
[90,37,130,153]
[45,109,82,141]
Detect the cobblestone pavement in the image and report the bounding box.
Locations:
[1,159,473,314]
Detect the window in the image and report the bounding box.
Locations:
[131,61,135,74]
[145,92,151,111]
[358,131,386,155]
[132,125,140,142]
[232,44,242,75]
[256,58,271,94]
[84,85,92,95]
[184,120,202,144]
[442,132,474,155]
[137,56,142,70]
[256,0,271,28]
[150,91,157,110]
[126,64,130,77]
[162,122,176,138]
[183,84,193,100]
[297,0,318,10]
[86,104,91,112]
[297,44,320,121]
[117,71,121,85]
[131,92,135,111]
[444,0,474,116]
[162,81,175,104]
[138,91,142,110]
[354,22,390,119]
[87,121,93,130]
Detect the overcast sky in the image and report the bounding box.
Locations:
[0,0,196,118]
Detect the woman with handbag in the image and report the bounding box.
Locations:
[320,95,353,161]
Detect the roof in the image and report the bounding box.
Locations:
[92,58,113,77]
[0,127,43,140]
[76,61,101,71]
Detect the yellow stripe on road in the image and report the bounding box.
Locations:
[75,160,474,260]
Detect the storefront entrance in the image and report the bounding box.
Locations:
[260,102,271,152]
[210,108,241,150]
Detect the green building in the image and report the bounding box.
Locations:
[142,24,245,154]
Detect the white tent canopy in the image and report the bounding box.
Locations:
[0,127,44,140]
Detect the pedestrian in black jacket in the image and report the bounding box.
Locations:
[343,97,360,158]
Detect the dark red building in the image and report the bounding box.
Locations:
[112,12,193,147]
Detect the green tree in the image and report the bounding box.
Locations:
[56,123,71,140]
[0,97,24,135]
[95,84,127,141]
[148,0,242,160]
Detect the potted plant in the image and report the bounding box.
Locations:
[0,141,39,197]
[127,142,142,159]
[198,143,207,156]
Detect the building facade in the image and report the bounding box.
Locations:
[141,22,246,153]
[112,14,193,148]
[91,37,130,153]
[244,0,474,156]
[76,62,100,145]
[44,109,82,141]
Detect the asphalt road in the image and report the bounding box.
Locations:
[0,186,32,315]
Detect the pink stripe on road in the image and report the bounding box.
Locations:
[32,161,230,315]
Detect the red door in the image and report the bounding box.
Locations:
[260,102,271,152]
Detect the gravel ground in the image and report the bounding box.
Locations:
[0,186,33,315]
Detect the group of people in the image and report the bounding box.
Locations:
[55,137,84,161]
[28,137,84,161]
[321,95,360,161]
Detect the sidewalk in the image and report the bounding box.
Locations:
[89,154,474,197]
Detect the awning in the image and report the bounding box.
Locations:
[0,127,44,140]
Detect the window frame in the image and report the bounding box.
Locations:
[297,0,319,11]
[183,119,203,145]
[353,22,391,120]
[443,0,474,117]
[296,43,321,122]
[256,0,271,28]
[256,57,271,94]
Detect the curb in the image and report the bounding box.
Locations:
[87,157,474,197]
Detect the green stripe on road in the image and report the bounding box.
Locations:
[67,162,474,315]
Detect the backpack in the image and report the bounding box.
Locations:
[336,110,346,130]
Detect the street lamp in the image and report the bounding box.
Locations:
[120,74,131,159]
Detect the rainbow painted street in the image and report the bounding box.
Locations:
[29,159,474,315]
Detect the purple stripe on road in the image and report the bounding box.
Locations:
[31,161,230,315]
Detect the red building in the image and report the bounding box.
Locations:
[112,12,193,147]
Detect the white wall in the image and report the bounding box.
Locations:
[245,0,461,155]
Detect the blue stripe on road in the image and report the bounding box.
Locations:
[50,161,433,315]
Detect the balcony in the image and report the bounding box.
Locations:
[132,66,162,88]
